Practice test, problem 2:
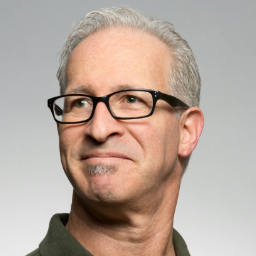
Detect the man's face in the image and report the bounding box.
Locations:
[58,27,182,207]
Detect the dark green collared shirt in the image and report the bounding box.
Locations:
[26,214,190,256]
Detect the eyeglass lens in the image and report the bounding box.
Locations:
[53,91,154,123]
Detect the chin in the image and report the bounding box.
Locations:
[73,162,140,204]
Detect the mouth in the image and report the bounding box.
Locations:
[83,152,132,162]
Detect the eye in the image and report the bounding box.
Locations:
[74,99,89,108]
[125,95,138,103]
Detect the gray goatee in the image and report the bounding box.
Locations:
[88,164,116,175]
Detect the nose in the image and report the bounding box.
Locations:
[85,101,124,142]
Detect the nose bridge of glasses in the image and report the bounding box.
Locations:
[91,95,112,117]
[93,95,110,108]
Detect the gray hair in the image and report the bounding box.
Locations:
[57,6,201,108]
[56,7,201,174]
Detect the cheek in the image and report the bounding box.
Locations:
[144,116,179,170]
[127,115,179,163]
[58,126,87,186]
[59,125,84,163]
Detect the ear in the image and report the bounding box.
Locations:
[178,107,204,158]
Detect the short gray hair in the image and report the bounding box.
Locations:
[57,6,201,108]
[56,7,201,174]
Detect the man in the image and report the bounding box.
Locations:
[27,7,204,256]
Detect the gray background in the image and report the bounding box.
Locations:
[1,0,255,255]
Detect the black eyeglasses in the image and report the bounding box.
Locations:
[48,89,189,124]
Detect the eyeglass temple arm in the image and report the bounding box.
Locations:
[159,92,189,108]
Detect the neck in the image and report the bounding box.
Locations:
[66,174,181,256]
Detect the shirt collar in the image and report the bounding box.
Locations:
[39,213,190,256]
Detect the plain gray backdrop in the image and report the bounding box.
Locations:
[1,0,255,255]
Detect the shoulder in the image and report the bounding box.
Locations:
[25,248,40,256]
[173,228,190,256]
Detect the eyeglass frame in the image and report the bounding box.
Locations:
[47,89,189,124]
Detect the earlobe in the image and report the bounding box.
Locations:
[178,107,204,158]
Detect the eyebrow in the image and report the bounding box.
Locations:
[65,85,93,95]
[65,84,138,95]
[116,84,136,91]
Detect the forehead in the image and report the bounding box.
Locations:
[66,27,172,94]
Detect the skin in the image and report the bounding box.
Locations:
[57,27,204,256]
